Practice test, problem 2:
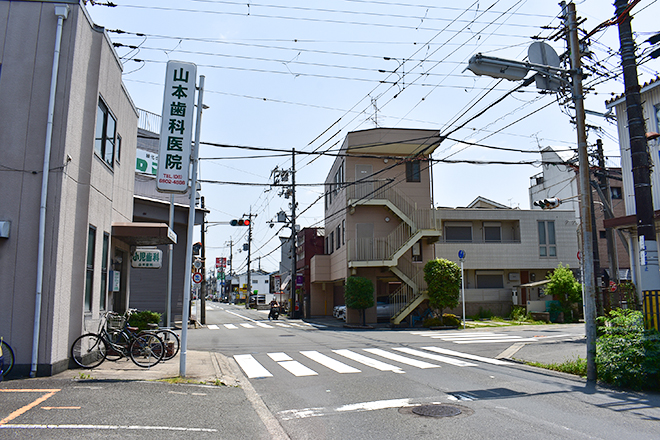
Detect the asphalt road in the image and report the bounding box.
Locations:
[2,304,659,439]
[185,303,660,439]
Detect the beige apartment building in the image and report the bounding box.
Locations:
[310,128,442,325]
[0,0,173,376]
[435,197,580,317]
[309,128,581,325]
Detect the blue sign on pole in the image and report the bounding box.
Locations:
[458,250,466,260]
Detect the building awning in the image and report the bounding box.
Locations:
[112,222,177,246]
[517,279,551,288]
[603,210,660,230]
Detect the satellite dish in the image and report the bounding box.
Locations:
[528,42,562,92]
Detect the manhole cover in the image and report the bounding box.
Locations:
[412,404,462,418]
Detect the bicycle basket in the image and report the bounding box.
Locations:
[106,314,125,331]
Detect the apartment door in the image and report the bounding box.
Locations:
[356,223,374,260]
[355,164,373,198]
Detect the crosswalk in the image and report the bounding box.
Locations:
[233,346,510,379]
[206,321,317,330]
[410,331,572,344]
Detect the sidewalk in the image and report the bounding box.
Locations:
[54,349,240,385]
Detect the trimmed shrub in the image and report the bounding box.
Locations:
[128,310,162,331]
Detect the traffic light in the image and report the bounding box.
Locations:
[230,219,250,226]
[533,197,562,209]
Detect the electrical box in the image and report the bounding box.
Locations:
[0,221,10,238]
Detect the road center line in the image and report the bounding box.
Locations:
[0,424,217,432]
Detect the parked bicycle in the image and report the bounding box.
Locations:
[71,310,165,369]
[1,337,14,379]
[152,327,180,361]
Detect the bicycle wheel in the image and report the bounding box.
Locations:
[105,331,130,361]
[1,340,15,377]
[154,329,180,361]
[71,334,107,369]
[129,333,164,368]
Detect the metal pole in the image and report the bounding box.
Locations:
[614,0,660,323]
[31,5,69,378]
[200,196,207,324]
[564,2,597,383]
[461,259,466,329]
[180,75,205,377]
[166,194,174,328]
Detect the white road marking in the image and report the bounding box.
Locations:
[268,352,317,376]
[278,398,416,421]
[274,323,290,328]
[422,346,512,365]
[256,322,273,328]
[333,349,404,372]
[392,347,477,367]
[207,324,219,330]
[233,354,273,378]
[0,424,217,432]
[363,348,440,369]
[224,324,237,329]
[300,351,361,373]
[267,352,292,362]
[240,323,255,328]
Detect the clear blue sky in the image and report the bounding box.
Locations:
[86,0,659,274]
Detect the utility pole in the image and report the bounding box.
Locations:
[200,196,206,325]
[614,0,660,327]
[291,148,298,318]
[563,1,597,383]
[244,211,254,309]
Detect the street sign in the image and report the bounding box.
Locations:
[192,272,202,284]
[458,250,466,260]
[609,281,617,292]
[156,60,197,193]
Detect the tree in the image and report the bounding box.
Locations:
[344,276,375,326]
[424,259,461,324]
[544,263,582,322]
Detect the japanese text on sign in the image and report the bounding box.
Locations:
[157,61,197,193]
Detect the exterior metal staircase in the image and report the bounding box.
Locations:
[346,180,439,324]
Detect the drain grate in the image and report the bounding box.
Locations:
[412,404,462,418]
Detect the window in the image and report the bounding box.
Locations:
[412,241,422,262]
[483,222,501,242]
[116,134,122,163]
[336,225,341,250]
[342,220,345,245]
[538,221,556,257]
[329,231,335,254]
[406,160,421,182]
[611,187,622,200]
[600,230,607,239]
[85,226,96,312]
[253,280,258,284]
[445,224,472,242]
[476,273,504,288]
[94,98,116,168]
[100,233,109,311]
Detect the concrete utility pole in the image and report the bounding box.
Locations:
[245,211,255,309]
[562,1,597,383]
[200,196,207,325]
[614,0,660,328]
[291,148,299,318]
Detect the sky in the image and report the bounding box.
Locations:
[85,0,660,275]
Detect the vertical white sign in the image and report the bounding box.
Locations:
[157,61,197,193]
